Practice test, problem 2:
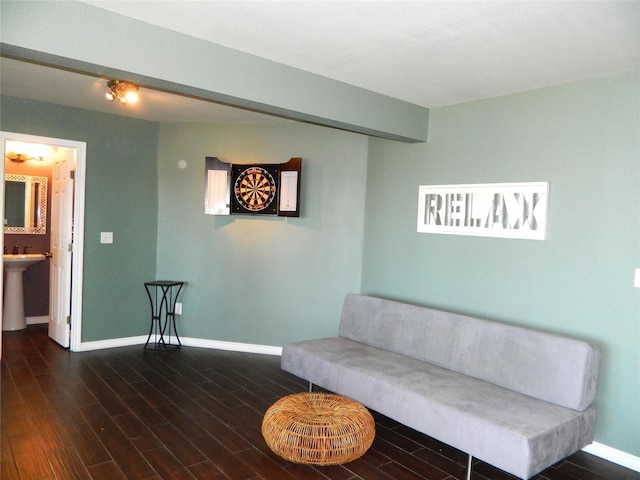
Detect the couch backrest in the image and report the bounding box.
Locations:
[338,294,599,411]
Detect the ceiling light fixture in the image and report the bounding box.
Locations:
[4,142,51,162]
[105,80,139,105]
[5,152,44,162]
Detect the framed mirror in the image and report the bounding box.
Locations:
[4,174,47,234]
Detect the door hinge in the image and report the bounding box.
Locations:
[66,316,71,325]
[70,170,76,180]
[68,243,73,253]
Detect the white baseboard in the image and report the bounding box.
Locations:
[583,442,640,472]
[180,336,282,356]
[74,334,282,356]
[72,335,638,472]
[26,315,48,325]
[74,335,148,352]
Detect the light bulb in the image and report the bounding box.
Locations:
[105,80,140,106]
[124,89,139,104]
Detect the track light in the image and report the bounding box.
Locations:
[105,80,139,106]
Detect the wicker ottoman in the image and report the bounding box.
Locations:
[262,392,375,466]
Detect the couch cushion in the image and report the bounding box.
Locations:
[282,337,595,479]
[338,294,599,411]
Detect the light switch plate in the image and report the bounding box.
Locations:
[100,232,113,244]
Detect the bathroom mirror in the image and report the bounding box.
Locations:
[4,174,47,234]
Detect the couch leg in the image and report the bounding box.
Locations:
[467,454,472,480]
[308,382,313,393]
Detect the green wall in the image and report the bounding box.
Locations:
[362,71,640,455]
[0,96,159,341]
[2,71,638,458]
[156,122,367,345]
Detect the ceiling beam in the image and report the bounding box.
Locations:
[0,1,429,143]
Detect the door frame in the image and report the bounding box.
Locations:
[0,131,86,352]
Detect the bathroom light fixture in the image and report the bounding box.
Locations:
[4,142,50,162]
[5,152,44,162]
[105,80,139,105]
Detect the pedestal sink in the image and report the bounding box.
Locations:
[3,254,46,331]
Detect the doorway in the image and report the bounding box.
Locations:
[0,131,86,356]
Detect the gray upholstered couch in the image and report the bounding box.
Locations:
[281,294,600,480]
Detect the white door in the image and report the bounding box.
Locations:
[48,148,75,347]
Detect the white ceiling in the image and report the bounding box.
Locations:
[1,1,638,123]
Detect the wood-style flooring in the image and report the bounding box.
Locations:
[2,324,638,480]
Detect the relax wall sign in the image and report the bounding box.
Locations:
[417,182,549,240]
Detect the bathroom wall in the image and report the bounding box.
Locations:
[361,71,640,456]
[3,158,51,317]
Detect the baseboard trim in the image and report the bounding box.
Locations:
[74,335,148,352]
[180,336,282,356]
[583,442,640,472]
[74,335,282,356]
[72,335,638,472]
[26,316,48,325]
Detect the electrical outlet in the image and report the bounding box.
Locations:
[175,302,182,315]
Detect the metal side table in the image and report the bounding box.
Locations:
[144,280,184,352]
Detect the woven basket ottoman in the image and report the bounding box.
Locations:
[262,392,375,466]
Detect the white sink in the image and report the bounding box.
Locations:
[3,254,46,271]
[3,253,47,331]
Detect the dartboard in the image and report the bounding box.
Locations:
[233,166,277,212]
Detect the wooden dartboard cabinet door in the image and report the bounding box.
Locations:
[277,157,302,217]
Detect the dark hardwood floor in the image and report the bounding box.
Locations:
[1,325,638,480]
